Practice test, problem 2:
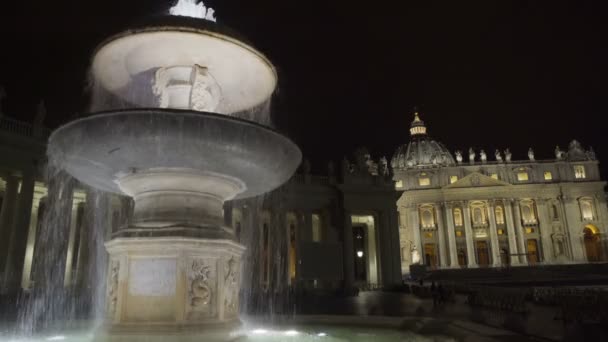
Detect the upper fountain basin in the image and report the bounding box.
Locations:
[48,109,301,199]
[91,16,277,115]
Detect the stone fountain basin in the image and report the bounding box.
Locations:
[48,109,301,199]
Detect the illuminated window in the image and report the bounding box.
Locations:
[418,173,431,186]
[450,175,458,184]
[395,180,403,189]
[453,208,463,227]
[424,232,433,239]
[312,214,322,242]
[574,165,586,179]
[495,206,505,225]
[580,199,594,221]
[525,227,534,234]
[490,173,498,180]
[497,229,504,235]
[544,171,553,181]
[520,201,537,224]
[420,206,435,228]
[456,230,463,237]
[517,171,529,181]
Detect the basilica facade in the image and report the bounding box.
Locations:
[393,113,607,273]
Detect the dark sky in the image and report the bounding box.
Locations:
[0,1,606,175]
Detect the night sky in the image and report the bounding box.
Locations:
[0,1,606,175]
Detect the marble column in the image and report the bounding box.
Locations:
[487,201,501,267]
[512,199,528,264]
[563,197,586,262]
[2,172,35,293]
[410,206,422,264]
[444,202,459,267]
[435,203,448,268]
[64,199,84,286]
[463,203,477,267]
[536,199,555,264]
[0,175,19,276]
[20,196,44,290]
[503,199,521,265]
[389,209,403,282]
[342,210,355,292]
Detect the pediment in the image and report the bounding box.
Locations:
[444,172,510,189]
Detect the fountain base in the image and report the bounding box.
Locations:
[105,237,244,332]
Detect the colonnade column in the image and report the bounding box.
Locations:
[435,203,448,268]
[503,199,521,265]
[444,202,459,267]
[562,196,585,262]
[0,175,19,278]
[342,210,355,292]
[409,205,422,264]
[536,198,555,264]
[64,199,85,286]
[487,201,501,267]
[20,195,44,290]
[463,202,477,268]
[512,199,528,264]
[382,209,402,286]
[2,171,36,293]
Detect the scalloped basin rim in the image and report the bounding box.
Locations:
[48,109,301,199]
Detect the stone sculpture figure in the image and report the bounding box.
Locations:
[224,257,238,315]
[504,148,512,162]
[379,156,389,176]
[528,148,535,161]
[480,150,487,163]
[455,150,463,164]
[495,149,503,162]
[468,148,475,164]
[555,146,564,160]
[107,260,120,317]
[190,260,212,308]
[587,147,596,160]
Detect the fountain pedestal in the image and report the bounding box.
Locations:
[105,237,244,332]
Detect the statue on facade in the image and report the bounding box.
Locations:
[0,85,6,117]
[504,148,512,162]
[528,148,535,161]
[468,148,475,164]
[455,150,463,164]
[495,149,503,162]
[33,100,47,138]
[379,156,389,177]
[480,149,487,163]
[554,145,564,160]
[587,146,596,160]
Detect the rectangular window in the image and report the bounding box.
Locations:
[525,227,535,234]
[517,172,529,181]
[455,230,463,237]
[574,165,586,179]
[544,171,553,181]
[450,175,458,184]
[424,232,433,239]
[312,214,322,242]
[497,229,504,235]
[490,173,498,180]
[395,180,403,188]
[418,177,431,186]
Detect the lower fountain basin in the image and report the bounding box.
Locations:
[48,109,301,199]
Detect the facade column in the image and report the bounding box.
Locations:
[444,202,459,267]
[487,201,501,267]
[389,209,403,282]
[563,197,585,262]
[64,199,84,286]
[512,199,528,264]
[409,205,422,264]
[435,203,448,268]
[2,172,36,293]
[503,199,521,265]
[0,175,19,277]
[379,209,401,286]
[536,198,555,264]
[20,195,44,290]
[463,202,477,267]
[342,210,355,292]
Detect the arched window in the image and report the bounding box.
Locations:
[453,208,463,227]
[580,199,594,221]
[420,206,435,228]
[520,200,537,224]
[551,204,559,220]
[473,207,483,225]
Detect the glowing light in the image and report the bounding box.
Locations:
[284,330,299,336]
[252,329,268,334]
[169,0,217,21]
[357,251,364,258]
[318,332,328,337]
[47,336,66,341]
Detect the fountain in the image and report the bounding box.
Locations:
[47,0,300,336]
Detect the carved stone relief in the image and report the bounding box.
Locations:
[223,257,240,317]
[107,259,120,318]
[187,258,217,319]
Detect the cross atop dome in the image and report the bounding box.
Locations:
[410,109,427,137]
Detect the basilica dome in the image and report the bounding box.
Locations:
[391,112,455,170]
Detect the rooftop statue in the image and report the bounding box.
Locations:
[468,148,475,164]
[587,146,596,160]
[169,0,217,21]
[495,149,503,162]
[455,150,463,164]
[504,148,512,162]
[379,156,389,177]
[555,145,565,160]
[480,149,487,163]
[528,148,535,161]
